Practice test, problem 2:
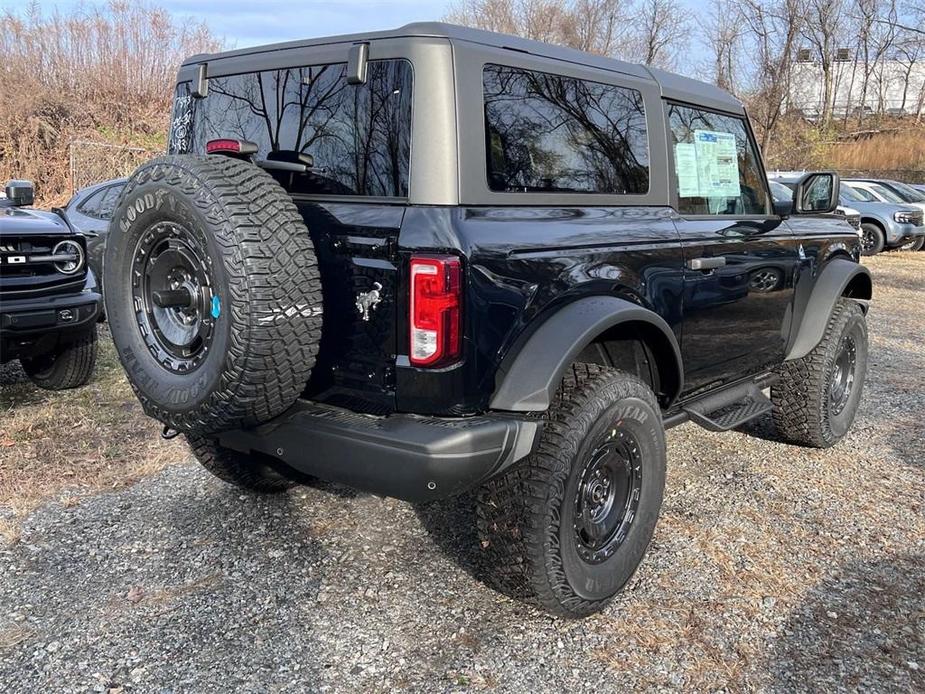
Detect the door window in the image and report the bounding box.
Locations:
[482,64,649,194]
[667,104,771,216]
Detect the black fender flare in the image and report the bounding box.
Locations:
[785,258,872,361]
[489,296,683,412]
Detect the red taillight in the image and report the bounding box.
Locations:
[205,139,257,155]
[409,255,462,367]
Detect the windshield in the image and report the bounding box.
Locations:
[863,182,905,203]
[840,184,867,202]
[887,181,925,202]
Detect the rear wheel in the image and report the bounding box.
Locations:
[859,223,885,256]
[104,155,323,435]
[187,435,302,493]
[772,299,868,448]
[477,364,666,618]
[21,327,97,390]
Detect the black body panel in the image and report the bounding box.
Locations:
[296,200,402,414]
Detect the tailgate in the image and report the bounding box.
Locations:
[298,201,403,414]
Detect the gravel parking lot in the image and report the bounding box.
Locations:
[1,252,922,693]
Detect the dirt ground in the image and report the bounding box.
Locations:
[0,252,922,693]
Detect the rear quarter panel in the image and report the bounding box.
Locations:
[395,205,683,414]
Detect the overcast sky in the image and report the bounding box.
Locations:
[2,0,456,48]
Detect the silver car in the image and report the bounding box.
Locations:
[60,178,127,298]
[842,180,925,252]
[769,172,924,254]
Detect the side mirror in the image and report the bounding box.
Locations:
[793,171,840,215]
[4,180,34,207]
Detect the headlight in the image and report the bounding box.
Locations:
[894,211,922,225]
[52,239,85,274]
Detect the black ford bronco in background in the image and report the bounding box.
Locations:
[105,23,872,617]
[1,180,100,389]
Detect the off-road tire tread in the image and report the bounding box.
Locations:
[187,434,297,493]
[476,363,661,618]
[110,155,322,434]
[22,327,98,390]
[772,298,865,448]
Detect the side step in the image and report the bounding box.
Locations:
[681,382,774,432]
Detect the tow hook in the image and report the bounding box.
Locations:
[161,425,181,440]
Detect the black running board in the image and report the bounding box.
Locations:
[670,378,775,432]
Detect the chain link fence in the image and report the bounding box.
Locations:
[68,140,161,194]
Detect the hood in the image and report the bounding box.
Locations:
[838,198,921,217]
[0,205,72,236]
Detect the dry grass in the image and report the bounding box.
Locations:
[0,1,222,206]
[826,129,925,175]
[0,328,186,541]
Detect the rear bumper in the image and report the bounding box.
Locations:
[218,401,541,502]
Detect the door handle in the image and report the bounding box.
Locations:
[687,256,727,271]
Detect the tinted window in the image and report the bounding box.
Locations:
[170,60,413,197]
[77,188,105,216]
[482,64,649,194]
[844,184,876,202]
[77,184,124,220]
[96,185,124,219]
[887,181,925,202]
[865,182,904,203]
[840,183,867,202]
[668,104,771,215]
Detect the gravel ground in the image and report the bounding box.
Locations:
[0,252,923,693]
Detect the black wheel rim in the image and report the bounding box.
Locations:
[574,426,643,564]
[749,269,780,292]
[829,334,857,416]
[861,229,877,253]
[131,221,215,373]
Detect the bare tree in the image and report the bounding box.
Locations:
[799,0,848,127]
[700,0,743,94]
[629,0,690,69]
[446,0,689,61]
[736,0,803,152]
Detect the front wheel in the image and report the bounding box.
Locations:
[477,364,666,618]
[21,327,98,390]
[860,223,885,256]
[772,299,868,448]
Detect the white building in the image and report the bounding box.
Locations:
[789,50,925,120]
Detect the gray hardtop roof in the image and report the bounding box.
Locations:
[184,22,743,113]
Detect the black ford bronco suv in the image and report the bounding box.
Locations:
[105,23,872,617]
[1,180,100,389]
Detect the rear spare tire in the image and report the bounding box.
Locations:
[104,155,323,435]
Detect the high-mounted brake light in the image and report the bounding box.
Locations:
[409,255,462,367]
[205,139,258,155]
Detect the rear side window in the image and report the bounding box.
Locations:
[482,64,649,194]
[78,184,123,220]
[170,59,413,198]
[667,104,771,216]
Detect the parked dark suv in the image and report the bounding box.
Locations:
[105,23,871,617]
[1,180,100,389]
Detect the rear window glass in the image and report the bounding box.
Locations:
[482,64,649,194]
[169,59,413,197]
